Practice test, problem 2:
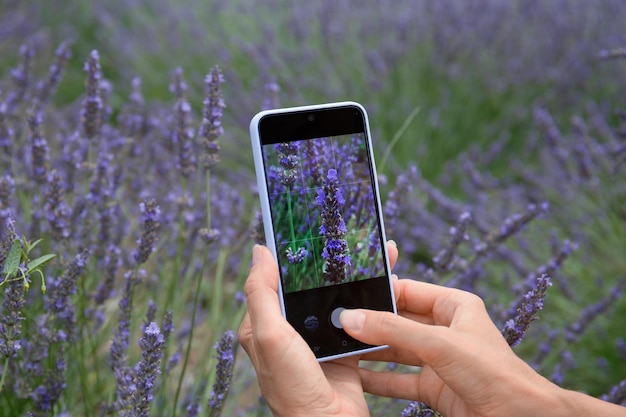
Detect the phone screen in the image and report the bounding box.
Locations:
[254,104,395,360]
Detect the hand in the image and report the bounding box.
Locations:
[238,241,399,417]
[340,280,626,417]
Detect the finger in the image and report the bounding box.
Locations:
[358,368,423,401]
[340,308,462,368]
[386,240,398,270]
[359,345,423,366]
[392,279,485,326]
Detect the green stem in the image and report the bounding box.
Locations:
[286,188,296,248]
[172,253,208,417]
[0,357,8,394]
[379,105,420,174]
[206,170,212,230]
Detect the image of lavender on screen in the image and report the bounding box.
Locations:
[316,168,351,284]
[275,142,307,264]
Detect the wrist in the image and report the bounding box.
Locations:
[554,387,626,417]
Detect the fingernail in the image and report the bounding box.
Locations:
[340,309,365,332]
[388,239,397,248]
[252,245,262,266]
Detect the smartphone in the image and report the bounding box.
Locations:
[249,101,396,362]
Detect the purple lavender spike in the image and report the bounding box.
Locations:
[133,198,161,265]
[316,168,350,284]
[208,330,235,416]
[132,322,165,417]
[502,274,552,347]
[171,68,196,179]
[81,50,104,141]
[43,170,71,242]
[198,66,225,171]
[27,110,50,185]
[401,401,439,417]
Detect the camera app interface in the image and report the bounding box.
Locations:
[263,134,386,294]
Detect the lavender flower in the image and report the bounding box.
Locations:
[602,379,626,406]
[401,402,440,417]
[43,170,71,241]
[47,248,90,341]
[81,50,104,141]
[133,198,161,265]
[316,169,350,284]
[110,270,138,412]
[261,77,280,111]
[275,142,299,187]
[93,243,121,304]
[565,280,624,343]
[171,68,196,179]
[250,210,265,245]
[0,274,25,359]
[4,43,33,113]
[0,104,13,161]
[28,110,50,184]
[285,246,307,264]
[208,330,235,416]
[31,345,66,414]
[131,322,165,417]
[476,202,549,256]
[0,175,15,213]
[186,398,201,417]
[119,76,147,137]
[198,66,225,171]
[433,211,471,271]
[31,40,72,114]
[502,274,552,347]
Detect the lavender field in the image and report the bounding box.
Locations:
[1,0,626,415]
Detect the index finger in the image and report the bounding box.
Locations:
[393,279,487,327]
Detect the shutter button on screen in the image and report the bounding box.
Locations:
[331,307,346,329]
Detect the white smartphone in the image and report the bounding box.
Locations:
[249,101,397,362]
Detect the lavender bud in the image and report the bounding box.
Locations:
[80,50,104,141]
[250,210,266,245]
[433,211,471,271]
[208,330,235,416]
[132,322,165,417]
[31,40,72,114]
[32,345,66,413]
[502,274,552,347]
[285,246,307,264]
[171,68,196,179]
[47,248,90,341]
[275,142,299,187]
[94,244,121,304]
[4,43,34,112]
[43,170,71,241]
[401,401,440,417]
[198,66,225,171]
[602,379,626,406]
[261,77,280,111]
[0,275,26,359]
[199,227,221,246]
[133,198,161,265]
[110,271,138,411]
[0,104,13,159]
[27,110,50,184]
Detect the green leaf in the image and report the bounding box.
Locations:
[25,238,44,254]
[2,240,22,278]
[27,254,56,272]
